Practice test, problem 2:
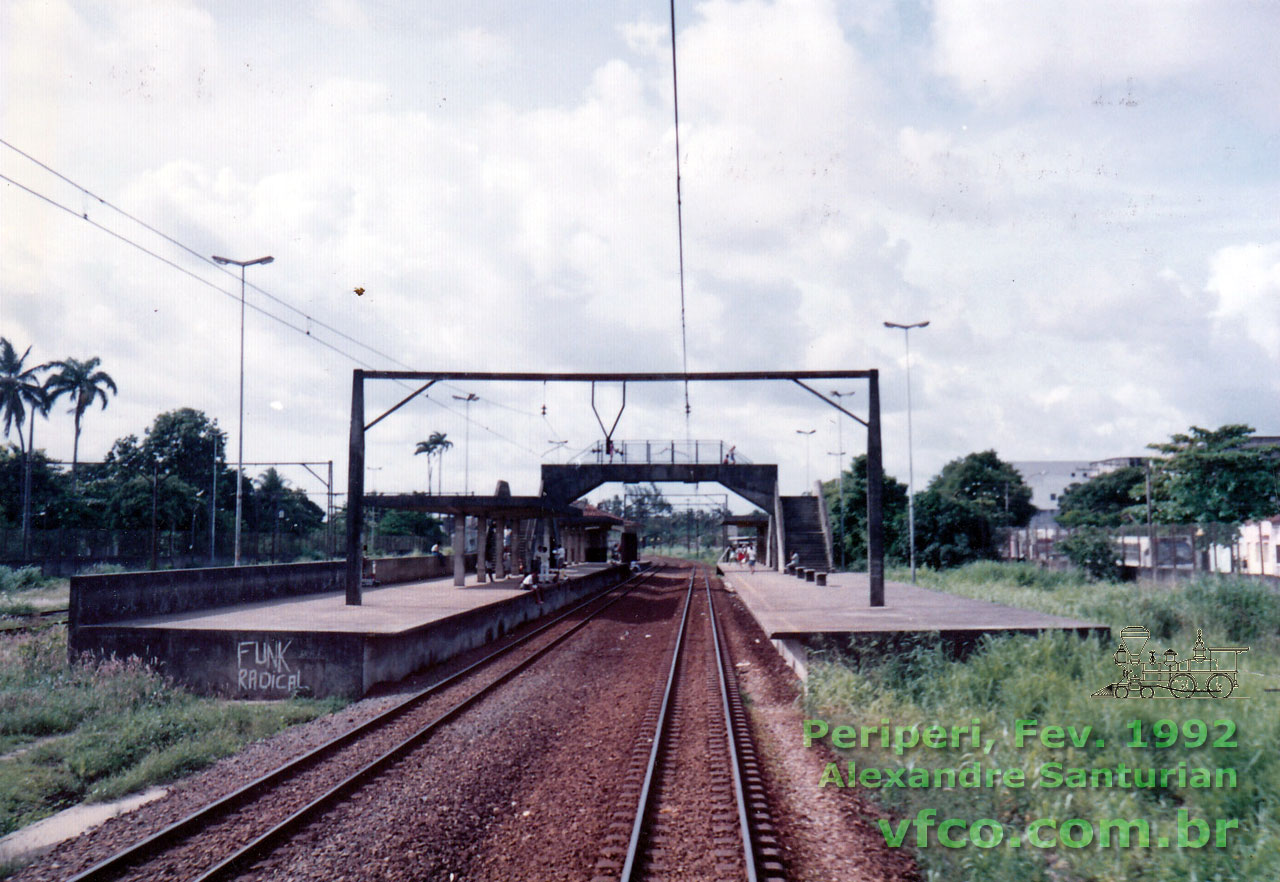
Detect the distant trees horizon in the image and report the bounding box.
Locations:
[1,338,118,554]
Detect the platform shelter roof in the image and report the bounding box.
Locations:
[364,493,579,519]
[721,513,769,527]
[562,501,630,529]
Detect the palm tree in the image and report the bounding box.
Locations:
[414,431,452,494]
[0,339,49,553]
[0,339,40,454]
[45,356,117,486]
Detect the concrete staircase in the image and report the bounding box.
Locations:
[780,495,831,570]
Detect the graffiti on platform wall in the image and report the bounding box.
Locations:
[237,640,302,693]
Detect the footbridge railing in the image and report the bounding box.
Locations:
[572,440,751,466]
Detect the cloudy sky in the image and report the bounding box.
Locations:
[4,0,1279,511]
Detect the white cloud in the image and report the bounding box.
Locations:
[4,0,1280,502]
[1208,242,1280,358]
[930,0,1280,120]
[316,0,370,32]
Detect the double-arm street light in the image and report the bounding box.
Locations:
[452,392,479,494]
[795,428,816,492]
[212,254,274,566]
[829,390,856,569]
[884,320,929,583]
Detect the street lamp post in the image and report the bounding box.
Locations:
[368,465,383,555]
[884,320,929,584]
[212,254,274,567]
[452,393,478,494]
[795,429,816,492]
[829,390,856,570]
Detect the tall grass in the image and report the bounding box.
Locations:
[808,564,1280,882]
[647,545,723,566]
[0,568,44,594]
[0,628,342,836]
[0,566,69,617]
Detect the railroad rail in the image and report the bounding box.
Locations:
[0,607,68,632]
[602,568,784,881]
[65,564,662,882]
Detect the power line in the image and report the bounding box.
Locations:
[0,139,538,428]
[1,148,540,450]
[0,137,400,372]
[0,171,378,370]
[668,0,692,432]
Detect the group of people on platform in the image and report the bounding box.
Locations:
[730,543,757,572]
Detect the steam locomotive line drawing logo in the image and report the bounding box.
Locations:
[1093,626,1248,700]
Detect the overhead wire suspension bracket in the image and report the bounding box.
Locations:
[590,381,627,458]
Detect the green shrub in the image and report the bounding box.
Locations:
[76,562,125,576]
[1058,527,1120,581]
[0,567,46,593]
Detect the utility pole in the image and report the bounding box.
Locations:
[150,462,159,570]
[209,442,218,564]
[1146,459,1157,579]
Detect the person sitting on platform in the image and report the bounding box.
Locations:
[521,572,544,606]
[786,551,800,574]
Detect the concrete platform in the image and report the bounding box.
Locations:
[719,565,1107,678]
[71,564,627,699]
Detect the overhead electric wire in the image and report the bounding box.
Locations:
[668,0,692,438]
[1,143,540,449]
[0,138,536,428]
[0,137,400,372]
[0,171,379,371]
[428,397,541,458]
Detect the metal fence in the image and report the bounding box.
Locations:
[572,440,751,465]
[1002,522,1247,581]
[0,527,334,575]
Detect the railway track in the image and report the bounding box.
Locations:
[0,607,68,632]
[596,569,784,882]
[62,564,665,882]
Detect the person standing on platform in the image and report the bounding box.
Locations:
[747,545,757,573]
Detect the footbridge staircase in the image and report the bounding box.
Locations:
[778,493,833,571]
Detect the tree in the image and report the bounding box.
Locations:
[101,411,231,546]
[377,510,446,545]
[44,356,117,486]
[0,339,50,552]
[0,445,68,528]
[1057,466,1145,528]
[0,340,42,457]
[251,468,324,534]
[1148,425,1278,526]
[1059,527,1120,581]
[904,450,1035,568]
[911,489,999,569]
[930,450,1035,528]
[821,454,909,568]
[141,408,227,489]
[414,431,452,494]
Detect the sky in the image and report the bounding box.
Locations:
[4,0,1280,513]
